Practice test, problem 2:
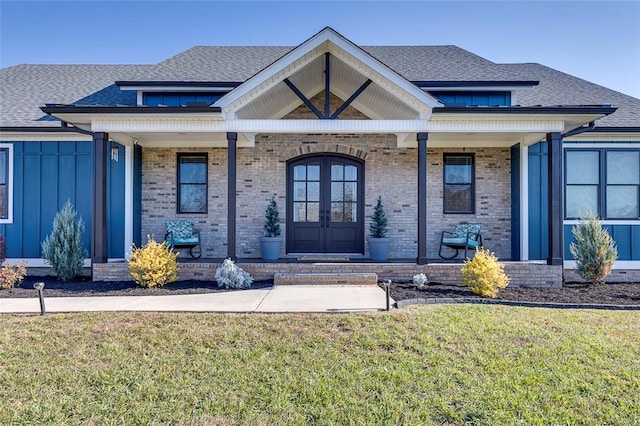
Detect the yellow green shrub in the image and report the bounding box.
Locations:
[461,248,509,298]
[128,238,178,288]
[0,261,27,289]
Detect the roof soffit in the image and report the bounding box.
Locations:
[214,27,442,120]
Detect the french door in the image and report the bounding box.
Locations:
[286,155,364,253]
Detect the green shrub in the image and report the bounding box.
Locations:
[41,201,88,280]
[215,258,253,289]
[0,261,27,289]
[369,196,388,238]
[263,195,281,237]
[569,213,618,286]
[461,248,509,298]
[128,237,178,288]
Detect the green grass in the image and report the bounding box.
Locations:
[1,306,639,425]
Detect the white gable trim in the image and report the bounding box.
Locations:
[214,27,441,119]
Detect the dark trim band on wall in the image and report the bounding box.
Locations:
[547,132,563,266]
[227,132,237,260]
[417,132,428,264]
[92,132,109,267]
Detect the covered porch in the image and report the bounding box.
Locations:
[41,28,613,284]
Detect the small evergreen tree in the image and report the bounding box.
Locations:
[263,195,281,237]
[41,200,88,280]
[369,196,388,238]
[569,213,617,286]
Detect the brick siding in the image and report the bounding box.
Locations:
[141,95,512,260]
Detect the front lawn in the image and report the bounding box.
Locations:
[1,306,638,425]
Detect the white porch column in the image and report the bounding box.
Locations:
[124,143,134,258]
[519,143,529,260]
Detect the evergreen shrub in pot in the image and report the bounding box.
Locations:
[367,196,391,261]
[259,195,282,261]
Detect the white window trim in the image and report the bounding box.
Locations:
[0,143,13,224]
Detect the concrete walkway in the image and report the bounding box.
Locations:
[0,285,390,314]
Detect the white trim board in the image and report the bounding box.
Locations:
[0,143,14,224]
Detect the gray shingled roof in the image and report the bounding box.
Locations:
[1,45,638,129]
[503,63,640,128]
[144,45,531,83]
[0,64,152,127]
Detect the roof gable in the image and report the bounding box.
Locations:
[214,27,442,120]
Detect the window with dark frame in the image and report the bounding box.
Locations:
[0,148,7,219]
[565,148,640,220]
[443,153,475,214]
[606,150,639,219]
[565,150,600,218]
[177,153,208,214]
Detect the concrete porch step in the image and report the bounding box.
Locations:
[274,272,379,286]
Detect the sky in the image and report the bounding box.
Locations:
[1,0,639,98]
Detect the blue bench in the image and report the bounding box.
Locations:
[165,220,201,259]
[438,223,482,260]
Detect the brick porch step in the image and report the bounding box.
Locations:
[274,272,379,286]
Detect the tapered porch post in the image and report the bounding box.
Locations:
[227,132,237,260]
[92,132,108,266]
[547,132,563,265]
[417,132,429,264]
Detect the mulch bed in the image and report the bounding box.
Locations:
[2,276,640,306]
[387,281,640,306]
[1,276,272,299]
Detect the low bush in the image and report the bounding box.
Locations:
[215,258,253,289]
[0,261,27,289]
[412,273,428,288]
[461,247,509,298]
[569,213,617,286]
[128,238,178,288]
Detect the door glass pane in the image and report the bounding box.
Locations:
[331,202,344,222]
[294,165,306,180]
[307,164,320,181]
[331,182,343,202]
[607,186,639,218]
[345,165,357,181]
[293,202,306,222]
[331,164,344,180]
[343,182,357,202]
[607,151,639,184]
[307,182,320,201]
[307,202,320,222]
[344,203,357,222]
[566,151,599,184]
[293,182,306,201]
[566,185,598,218]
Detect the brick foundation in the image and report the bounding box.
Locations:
[92,261,563,288]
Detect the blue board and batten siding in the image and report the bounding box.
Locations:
[527,142,549,260]
[428,91,511,107]
[0,140,128,259]
[527,141,640,261]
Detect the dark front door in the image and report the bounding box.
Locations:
[287,155,364,253]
